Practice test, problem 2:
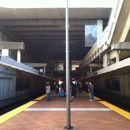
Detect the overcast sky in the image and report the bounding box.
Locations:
[0,0,116,8]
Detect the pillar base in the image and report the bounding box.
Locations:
[64,126,74,129]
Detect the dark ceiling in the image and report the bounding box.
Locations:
[0,7,111,64]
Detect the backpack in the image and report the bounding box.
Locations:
[60,91,65,97]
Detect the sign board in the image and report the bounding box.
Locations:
[85,25,97,47]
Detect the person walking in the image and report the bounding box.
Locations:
[88,82,94,101]
[46,82,51,101]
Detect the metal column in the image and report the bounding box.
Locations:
[64,0,73,129]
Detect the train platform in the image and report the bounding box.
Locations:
[0,91,130,130]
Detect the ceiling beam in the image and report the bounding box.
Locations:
[4,25,85,31]
[12,31,84,36]
[89,63,103,67]
[23,63,47,67]
[17,35,84,39]
[0,41,25,50]
[0,19,108,26]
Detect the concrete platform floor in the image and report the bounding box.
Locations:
[0,92,130,130]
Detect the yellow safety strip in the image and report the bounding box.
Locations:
[94,96,101,101]
[0,94,46,124]
[0,101,37,124]
[82,91,101,100]
[99,101,130,120]
[82,91,87,94]
[35,94,46,100]
[83,91,130,120]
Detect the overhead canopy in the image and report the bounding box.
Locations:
[0,1,113,65]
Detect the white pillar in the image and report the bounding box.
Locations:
[40,69,43,74]
[103,54,107,67]
[44,67,46,74]
[2,49,9,56]
[116,50,120,63]
[103,53,110,67]
[0,31,1,42]
[17,50,21,63]
[97,20,103,48]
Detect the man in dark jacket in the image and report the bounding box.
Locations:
[88,82,94,101]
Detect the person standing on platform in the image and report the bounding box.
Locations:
[46,82,51,101]
[88,82,94,101]
[79,82,82,92]
[70,83,73,102]
[56,83,59,94]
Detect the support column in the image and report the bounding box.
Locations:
[116,50,120,63]
[103,54,107,67]
[0,31,1,42]
[90,67,92,74]
[44,67,46,74]
[0,31,2,55]
[2,49,9,57]
[39,69,43,74]
[17,50,21,63]
[103,53,110,67]
[97,20,103,48]
[64,0,73,129]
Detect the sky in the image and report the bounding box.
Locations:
[0,0,116,8]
